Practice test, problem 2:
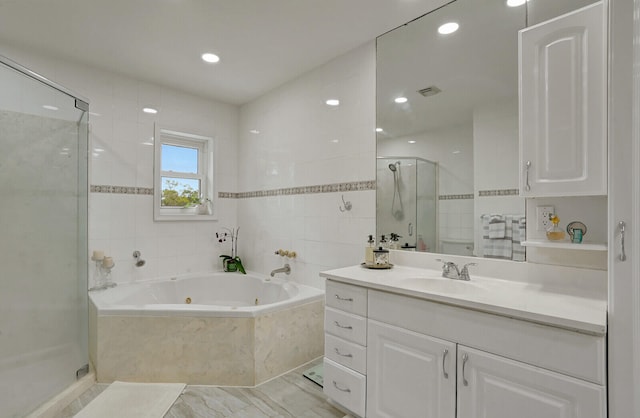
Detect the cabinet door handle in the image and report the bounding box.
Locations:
[334,321,353,330]
[334,347,353,358]
[333,381,351,393]
[462,353,469,386]
[442,348,449,379]
[619,221,627,261]
[524,161,531,192]
[335,294,354,302]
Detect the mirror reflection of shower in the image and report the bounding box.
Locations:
[376,157,438,252]
[389,161,404,220]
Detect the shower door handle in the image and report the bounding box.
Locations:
[408,222,413,236]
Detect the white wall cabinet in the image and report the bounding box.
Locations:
[323,280,607,418]
[519,2,607,197]
[366,319,456,418]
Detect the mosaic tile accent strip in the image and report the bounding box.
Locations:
[478,189,520,197]
[439,194,474,200]
[90,185,154,195]
[219,180,376,199]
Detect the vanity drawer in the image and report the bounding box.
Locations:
[324,358,366,418]
[326,280,367,316]
[325,306,367,346]
[325,333,367,374]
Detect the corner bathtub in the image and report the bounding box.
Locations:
[89,272,325,386]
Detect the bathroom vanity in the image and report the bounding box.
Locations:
[320,261,607,418]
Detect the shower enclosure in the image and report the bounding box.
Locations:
[376,157,438,252]
[0,56,89,416]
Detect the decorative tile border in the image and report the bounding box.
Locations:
[478,189,520,197]
[439,194,474,200]
[219,180,376,199]
[90,185,154,195]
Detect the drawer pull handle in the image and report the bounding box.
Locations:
[335,348,353,358]
[333,381,351,393]
[442,348,449,379]
[462,353,469,386]
[334,321,353,330]
[335,294,354,302]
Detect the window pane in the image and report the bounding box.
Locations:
[161,177,201,207]
[161,144,198,174]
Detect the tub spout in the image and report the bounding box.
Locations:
[270,263,291,277]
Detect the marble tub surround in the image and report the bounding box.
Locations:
[90,299,324,386]
[56,358,343,418]
[321,254,607,335]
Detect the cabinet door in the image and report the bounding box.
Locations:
[457,346,606,418]
[520,2,606,196]
[366,320,456,418]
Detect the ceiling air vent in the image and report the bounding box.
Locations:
[418,86,441,97]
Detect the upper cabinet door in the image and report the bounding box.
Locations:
[519,2,606,197]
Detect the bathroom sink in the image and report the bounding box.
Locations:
[397,277,486,294]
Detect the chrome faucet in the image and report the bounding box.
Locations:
[436,259,476,281]
[270,263,291,277]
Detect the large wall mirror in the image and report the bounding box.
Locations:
[376,0,526,260]
[376,0,595,261]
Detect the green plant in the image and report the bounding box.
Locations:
[220,255,246,274]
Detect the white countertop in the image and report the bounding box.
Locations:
[320,264,607,335]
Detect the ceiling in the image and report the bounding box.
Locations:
[0,0,449,105]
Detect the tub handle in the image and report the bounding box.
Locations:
[334,347,353,358]
[334,321,353,330]
[335,294,354,302]
[333,381,351,393]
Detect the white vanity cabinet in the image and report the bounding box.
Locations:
[519,2,607,197]
[457,347,606,418]
[323,278,607,418]
[323,281,368,417]
[366,320,456,418]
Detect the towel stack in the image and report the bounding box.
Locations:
[481,214,526,261]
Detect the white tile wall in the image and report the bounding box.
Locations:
[238,42,376,289]
[0,43,239,287]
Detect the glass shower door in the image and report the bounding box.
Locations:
[0,59,88,417]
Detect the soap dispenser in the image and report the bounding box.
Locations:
[365,234,375,265]
[380,235,389,250]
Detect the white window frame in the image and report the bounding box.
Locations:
[154,125,216,221]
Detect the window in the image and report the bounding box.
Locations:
[154,126,216,221]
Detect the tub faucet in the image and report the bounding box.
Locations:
[270,263,291,277]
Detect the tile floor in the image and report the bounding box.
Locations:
[56,358,344,418]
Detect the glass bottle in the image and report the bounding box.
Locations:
[546,215,565,241]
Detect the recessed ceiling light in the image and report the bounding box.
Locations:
[201,53,220,63]
[326,99,340,106]
[452,150,461,154]
[331,139,340,143]
[249,129,260,134]
[438,22,459,35]
[43,105,58,111]
[506,0,527,6]
[394,97,408,104]
[376,128,383,132]
[142,107,158,114]
[408,140,416,144]
[94,148,105,153]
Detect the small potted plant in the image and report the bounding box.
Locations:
[217,227,246,274]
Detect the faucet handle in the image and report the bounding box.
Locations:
[460,263,477,281]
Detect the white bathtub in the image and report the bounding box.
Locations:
[89,272,323,317]
[88,271,326,385]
